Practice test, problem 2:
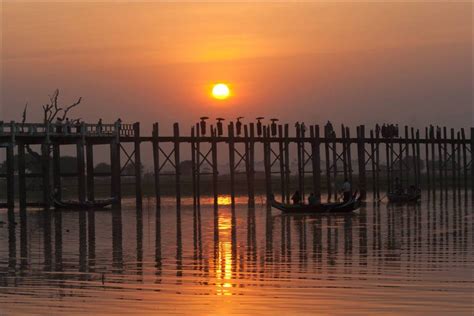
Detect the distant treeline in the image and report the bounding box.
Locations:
[0,154,444,176]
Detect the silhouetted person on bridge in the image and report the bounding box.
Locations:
[98,118,103,134]
[116,118,122,134]
[75,120,82,134]
[55,117,63,133]
[325,121,334,137]
[65,118,71,134]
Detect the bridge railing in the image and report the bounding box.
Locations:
[0,121,126,137]
[84,123,117,136]
[119,123,134,137]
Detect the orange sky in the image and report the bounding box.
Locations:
[1,2,472,133]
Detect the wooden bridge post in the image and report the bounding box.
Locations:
[284,124,290,203]
[437,127,443,198]
[416,129,421,190]
[6,143,15,208]
[196,124,201,208]
[342,125,348,180]
[152,123,161,209]
[398,127,404,185]
[456,131,462,197]
[346,127,354,190]
[173,123,181,208]
[310,125,321,200]
[385,135,392,193]
[247,123,255,207]
[211,126,218,206]
[471,127,474,200]
[133,122,143,209]
[404,126,410,184]
[18,142,26,209]
[76,139,86,204]
[228,122,236,205]
[110,122,121,209]
[370,129,377,200]
[450,128,456,199]
[86,142,94,201]
[410,127,417,188]
[190,126,196,208]
[373,127,380,199]
[443,127,448,198]
[301,124,307,200]
[296,123,303,197]
[263,126,272,203]
[425,127,431,192]
[331,127,338,197]
[357,125,367,200]
[460,128,467,197]
[244,124,250,204]
[42,142,51,209]
[430,126,436,195]
[324,126,332,201]
[6,122,16,208]
[392,130,403,186]
[278,125,285,202]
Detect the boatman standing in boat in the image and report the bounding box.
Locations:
[341,179,351,202]
[291,191,301,205]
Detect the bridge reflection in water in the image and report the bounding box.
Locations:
[0,193,472,314]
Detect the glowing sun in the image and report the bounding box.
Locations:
[211,83,230,100]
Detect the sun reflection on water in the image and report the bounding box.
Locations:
[216,241,233,296]
[215,211,234,296]
[217,195,232,206]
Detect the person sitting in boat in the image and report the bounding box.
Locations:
[308,193,320,206]
[291,191,301,205]
[53,187,60,199]
[341,179,351,202]
[394,177,403,194]
[407,185,417,197]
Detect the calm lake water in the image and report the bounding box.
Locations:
[0,194,472,315]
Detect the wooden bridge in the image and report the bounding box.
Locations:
[0,120,472,210]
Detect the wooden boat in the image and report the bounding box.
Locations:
[271,195,362,214]
[387,192,421,203]
[53,197,116,210]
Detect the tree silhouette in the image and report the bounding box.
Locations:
[21,89,83,161]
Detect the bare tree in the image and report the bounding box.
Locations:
[22,89,83,159]
[41,89,82,124]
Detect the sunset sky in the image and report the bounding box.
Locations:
[1,2,472,134]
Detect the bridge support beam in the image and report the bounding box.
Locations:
[134,122,143,210]
[86,142,95,201]
[357,125,367,200]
